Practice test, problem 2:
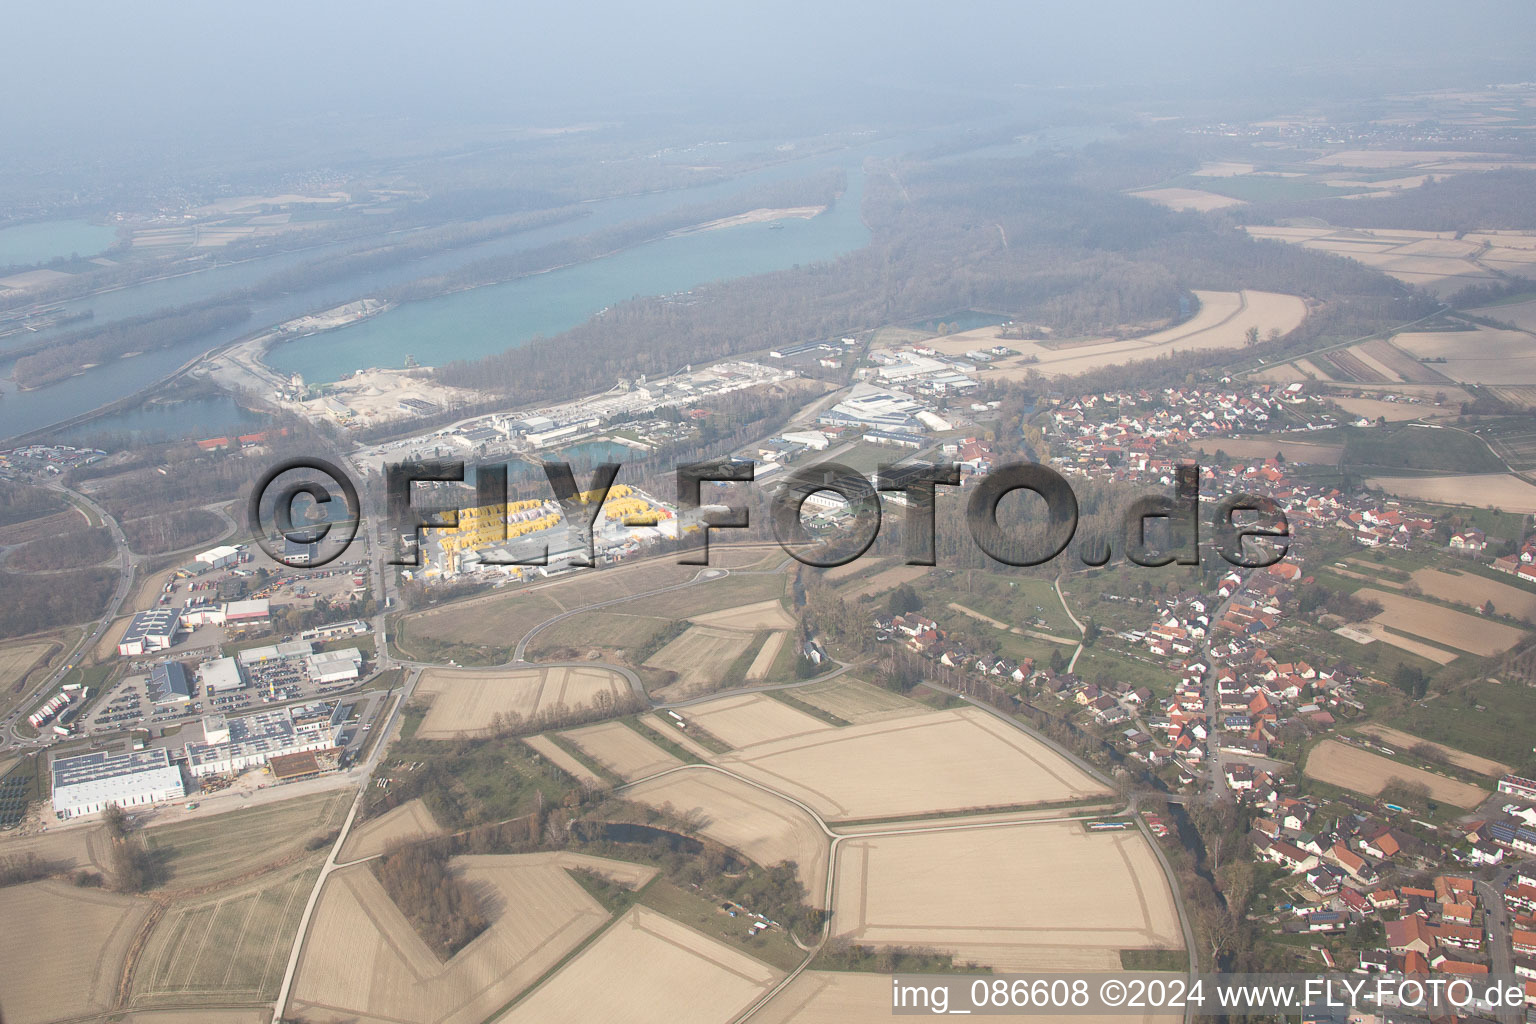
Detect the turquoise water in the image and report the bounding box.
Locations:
[0,219,118,267]
[61,394,265,444]
[267,167,869,383]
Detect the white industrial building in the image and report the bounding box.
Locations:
[183,702,342,778]
[237,640,313,667]
[117,608,182,657]
[195,545,240,569]
[51,748,185,819]
[224,598,270,624]
[198,656,244,694]
[182,601,226,627]
[817,382,925,431]
[305,648,363,684]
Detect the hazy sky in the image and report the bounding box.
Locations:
[5,2,1535,155]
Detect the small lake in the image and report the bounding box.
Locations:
[0,219,119,268]
[265,164,871,384]
[60,394,266,445]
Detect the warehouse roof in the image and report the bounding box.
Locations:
[148,662,193,704]
[121,607,181,644]
[51,748,183,813]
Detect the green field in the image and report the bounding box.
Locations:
[637,877,804,971]
[612,572,786,620]
[1341,424,1505,474]
[934,571,1077,636]
[1071,644,1180,697]
[1380,680,1536,769]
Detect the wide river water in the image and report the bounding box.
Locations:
[3,122,1109,443]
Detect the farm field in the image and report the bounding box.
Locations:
[1392,327,1536,384]
[677,692,833,748]
[290,853,653,1024]
[612,571,786,620]
[1327,391,1467,422]
[1409,567,1536,624]
[0,640,51,701]
[624,769,830,903]
[839,563,930,599]
[522,734,610,788]
[643,625,755,695]
[524,610,674,658]
[404,591,564,655]
[139,790,351,889]
[1129,187,1246,212]
[0,880,153,1024]
[413,666,630,739]
[831,821,1182,970]
[1194,437,1344,465]
[340,798,443,862]
[404,553,755,656]
[1356,724,1511,778]
[0,819,109,873]
[745,630,787,680]
[786,676,931,724]
[752,971,1178,1023]
[559,720,683,780]
[1242,225,1531,296]
[132,857,321,1006]
[1366,473,1536,513]
[893,290,1306,381]
[640,713,718,759]
[716,707,1110,821]
[1304,740,1489,808]
[1341,621,1458,665]
[1473,297,1536,331]
[1356,588,1527,657]
[117,1011,271,1024]
[493,905,780,1024]
[690,598,795,631]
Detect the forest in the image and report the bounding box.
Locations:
[10,300,250,390]
[0,567,117,640]
[373,842,488,958]
[0,482,67,527]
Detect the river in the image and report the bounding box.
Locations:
[3,120,1113,443]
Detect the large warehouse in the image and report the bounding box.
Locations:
[51,748,185,819]
[198,656,244,695]
[183,702,342,777]
[117,608,182,657]
[195,544,240,569]
[305,648,363,684]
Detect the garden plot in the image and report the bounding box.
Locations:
[1304,740,1489,808]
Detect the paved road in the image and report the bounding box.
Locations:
[1476,865,1526,1024]
[272,666,422,1019]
